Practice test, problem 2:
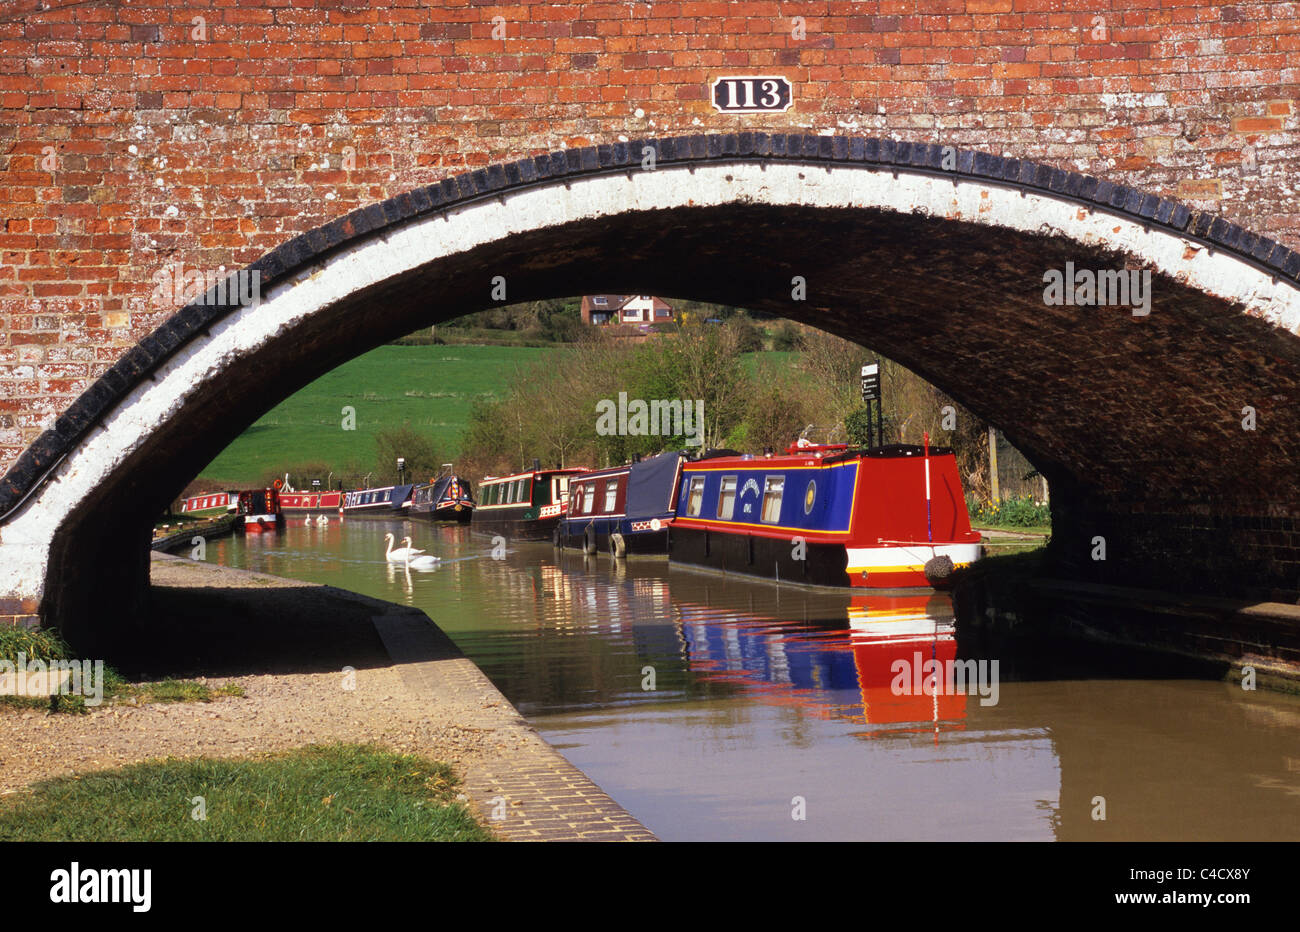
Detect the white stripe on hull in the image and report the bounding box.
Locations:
[846,542,983,572]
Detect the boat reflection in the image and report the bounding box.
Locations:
[675,589,967,739]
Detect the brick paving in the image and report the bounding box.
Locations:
[372,612,656,841]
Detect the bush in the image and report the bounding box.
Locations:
[374,426,444,486]
[967,494,1050,528]
[772,320,802,351]
[726,314,765,353]
[844,405,875,448]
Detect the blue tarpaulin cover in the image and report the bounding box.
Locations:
[625,451,685,518]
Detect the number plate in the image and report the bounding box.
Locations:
[711,76,793,113]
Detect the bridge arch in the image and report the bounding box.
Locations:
[2,134,1299,647]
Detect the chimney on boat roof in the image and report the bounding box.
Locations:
[532,458,541,472]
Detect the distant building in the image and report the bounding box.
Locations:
[580,294,674,328]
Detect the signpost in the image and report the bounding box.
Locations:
[860,362,884,449]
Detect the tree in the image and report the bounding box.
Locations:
[373,426,443,484]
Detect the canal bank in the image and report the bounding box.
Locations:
[953,550,1300,693]
[0,553,655,842]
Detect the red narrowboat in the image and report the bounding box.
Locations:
[669,440,982,589]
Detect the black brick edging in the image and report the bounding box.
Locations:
[4,132,1299,520]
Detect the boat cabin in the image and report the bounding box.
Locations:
[471,466,589,540]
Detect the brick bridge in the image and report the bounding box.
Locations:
[1,1,1299,646]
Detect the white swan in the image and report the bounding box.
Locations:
[316,514,329,525]
[402,536,440,570]
[383,532,422,562]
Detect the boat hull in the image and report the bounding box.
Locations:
[668,529,981,589]
[239,514,284,534]
[668,525,851,586]
[558,519,669,557]
[409,502,474,523]
[471,507,560,541]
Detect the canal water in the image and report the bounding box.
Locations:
[210,518,1300,841]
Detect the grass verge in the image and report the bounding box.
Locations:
[0,744,492,841]
[0,627,243,714]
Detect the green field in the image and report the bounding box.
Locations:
[201,344,555,484]
[200,344,800,486]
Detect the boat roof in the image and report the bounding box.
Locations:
[683,443,954,470]
[480,466,590,483]
[571,464,631,482]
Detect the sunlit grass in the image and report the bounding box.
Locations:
[0,744,492,842]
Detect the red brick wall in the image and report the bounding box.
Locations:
[1,0,1297,471]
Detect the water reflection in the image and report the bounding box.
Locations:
[206,519,1300,841]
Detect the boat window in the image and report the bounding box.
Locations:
[804,479,817,514]
[506,482,516,505]
[603,480,618,513]
[554,476,570,500]
[686,476,705,517]
[517,477,529,504]
[717,475,737,519]
[579,483,593,514]
[761,476,784,523]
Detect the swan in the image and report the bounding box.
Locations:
[316,514,329,525]
[404,551,440,570]
[383,532,421,562]
[304,516,312,526]
[402,536,440,570]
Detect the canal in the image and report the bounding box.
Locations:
[209,518,1300,841]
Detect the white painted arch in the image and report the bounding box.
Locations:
[2,160,1298,610]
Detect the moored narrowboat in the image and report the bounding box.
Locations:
[668,440,982,589]
[409,474,475,523]
[179,490,237,517]
[279,490,344,514]
[558,450,686,557]
[341,484,415,517]
[471,465,588,540]
[236,485,284,534]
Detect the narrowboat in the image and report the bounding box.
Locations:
[409,474,475,523]
[668,440,982,589]
[471,464,588,540]
[236,485,284,534]
[341,484,415,517]
[558,450,686,557]
[279,490,344,514]
[179,491,237,517]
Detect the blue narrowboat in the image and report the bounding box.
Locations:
[341,484,415,517]
[558,451,686,557]
[409,474,476,523]
[669,441,982,589]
